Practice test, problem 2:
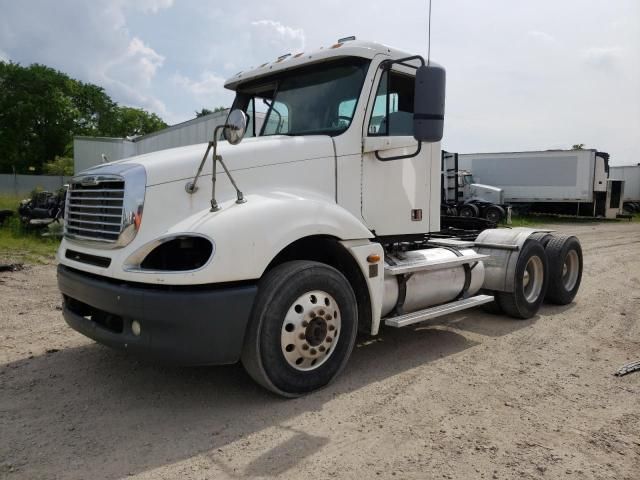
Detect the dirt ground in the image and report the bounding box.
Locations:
[1,222,639,480]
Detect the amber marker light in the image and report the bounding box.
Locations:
[367,254,381,263]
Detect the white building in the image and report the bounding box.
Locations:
[73,109,265,174]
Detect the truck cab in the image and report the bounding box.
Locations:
[57,38,583,396]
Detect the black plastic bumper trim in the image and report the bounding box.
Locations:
[57,265,257,365]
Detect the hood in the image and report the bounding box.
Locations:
[82,135,336,187]
[471,183,502,194]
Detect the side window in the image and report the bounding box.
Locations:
[337,99,357,129]
[368,70,415,136]
[262,100,289,135]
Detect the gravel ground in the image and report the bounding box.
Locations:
[1,222,639,480]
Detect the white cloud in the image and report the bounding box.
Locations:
[249,19,305,62]
[126,0,174,14]
[528,30,556,44]
[0,49,8,62]
[582,47,623,69]
[104,37,165,89]
[0,0,173,117]
[171,71,234,110]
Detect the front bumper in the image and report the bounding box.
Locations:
[57,265,257,365]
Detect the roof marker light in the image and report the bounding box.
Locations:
[276,53,291,62]
[338,36,356,43]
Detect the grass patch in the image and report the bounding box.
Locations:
[508,213,626,227]
[0,195,60,264]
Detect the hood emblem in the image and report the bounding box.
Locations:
[80,176,100,186]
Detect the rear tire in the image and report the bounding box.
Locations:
[241,260,358,397]
[459,203,479,218]
[544,234,583,305]
[481,296,503,315]
[484,205,505,223]
[497,240,548,319]
[529,232,552,247]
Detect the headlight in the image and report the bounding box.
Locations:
[124,234,214,272]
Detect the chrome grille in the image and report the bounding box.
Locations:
[65,178,125,243]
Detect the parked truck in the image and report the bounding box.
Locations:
[610,164,640,212]
[57,38,584,397]
[458,150,625,218]
[441,151,510,223]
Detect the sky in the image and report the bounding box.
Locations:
[0,0,638,165]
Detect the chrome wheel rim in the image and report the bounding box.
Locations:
[562,250,579,291]
[522,255,544,303]
[281,290,341,371]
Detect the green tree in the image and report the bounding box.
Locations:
[106,106,167,138]
[42,156,74,175]
[0,61,167,174]
[571,143,585,150]
[195,106,227,118]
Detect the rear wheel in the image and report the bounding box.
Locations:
[497,240,548,319]
[544,235,583,305]
[529,232,552,247]
[459,203,479,218]
[484,205,505,223]
[241,260,358,397]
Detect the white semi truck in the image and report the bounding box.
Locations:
[57,39,584,396]
[458,150,625,218]
[441,151,510,223]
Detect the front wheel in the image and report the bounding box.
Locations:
[241,260,358,397]
[497,240,548,319]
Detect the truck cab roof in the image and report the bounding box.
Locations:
[223,39,421,90]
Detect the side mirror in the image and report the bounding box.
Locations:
[224,109,248,145]
[413,64,446,143]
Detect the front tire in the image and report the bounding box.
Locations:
[497,240,548,319]
[241,260,358,397]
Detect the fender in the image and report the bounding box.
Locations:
[156,191,374,284]
[474,227,552,292]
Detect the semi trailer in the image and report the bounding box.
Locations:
[57,38,584,397]
[458,150,625,218]
[441,151,510,223]
[610,164,640,212]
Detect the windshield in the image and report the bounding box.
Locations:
[463,174,475,185]
[231,57,370,137]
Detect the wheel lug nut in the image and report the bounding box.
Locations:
[319,346,325,352]
[328,325,335,331]
[309,311,316,318]
[310,348,317,355]
[319,309,325,316]
[327,337,333,343]
[302,344,309,350]
[325,315,332,321]
[302,320,309,327]
[299,333,305,340]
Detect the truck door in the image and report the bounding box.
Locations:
[360,65,436,236]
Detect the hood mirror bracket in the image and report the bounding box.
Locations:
[186,110,248,211]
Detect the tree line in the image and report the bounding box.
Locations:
[0,62,168,174]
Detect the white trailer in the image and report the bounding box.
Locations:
[610,165,640,212]
[458,150,624,218]
[56,38,586,396]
